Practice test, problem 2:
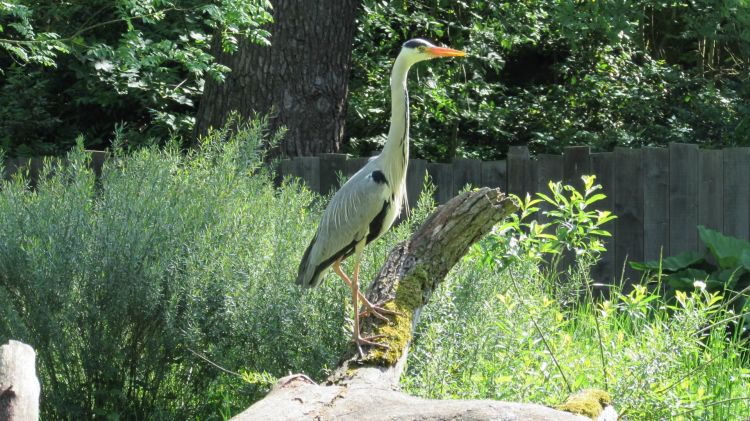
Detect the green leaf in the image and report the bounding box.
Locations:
[630,250,705,273]
[584,193,606,205]
[698,225,750,269]
[740,249,750,271]
[666,268,711,290]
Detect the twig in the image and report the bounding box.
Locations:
[187,347,241,377]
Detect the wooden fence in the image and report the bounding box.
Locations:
[279,144,750,285]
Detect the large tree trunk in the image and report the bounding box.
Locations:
[230,188,615,420]
[195,0,360,157]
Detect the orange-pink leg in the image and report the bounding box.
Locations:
[333,258,398,321]
[333,258,391,355]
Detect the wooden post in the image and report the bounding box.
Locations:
[642,147,669,262]
[723,147,750,240]
[614,147,644,288]
[87,150,108,178]
[507,146,530,198]
[698,149,723,233]
[669,143,699,254]
[0,340,40,421]
[591,152,616,289]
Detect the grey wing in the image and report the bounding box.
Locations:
[296,168,391,287]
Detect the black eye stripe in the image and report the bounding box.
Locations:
[403,39,431,49]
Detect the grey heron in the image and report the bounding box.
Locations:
[296,39,465,352]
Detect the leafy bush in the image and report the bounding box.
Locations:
[632,225,750,338]
[403,178,750,419]
[480,175,615,302]
[0,116,413,419]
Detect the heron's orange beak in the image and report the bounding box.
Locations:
[427,46,466,58]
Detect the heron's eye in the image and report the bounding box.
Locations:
[417,46,425,53]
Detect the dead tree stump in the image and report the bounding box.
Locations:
[0,340,40,421]
[231,188,594,420]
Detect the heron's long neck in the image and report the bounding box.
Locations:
[381,56,411,187]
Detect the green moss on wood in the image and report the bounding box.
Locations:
[557,389,613,419]
[366,268,425,365]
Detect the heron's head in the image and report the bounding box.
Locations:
[399,38,465,65]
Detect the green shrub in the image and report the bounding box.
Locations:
[0,116,411,419]
[632,226,750,342]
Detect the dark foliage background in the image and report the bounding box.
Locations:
[0,0,272,156]
[1,1,749,158]
[346,0,750,161]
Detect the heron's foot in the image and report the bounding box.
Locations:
[353,334,388,357]
[359,300,402,322]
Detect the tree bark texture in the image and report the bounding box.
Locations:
[195,0,360,157]
[231,188,605,420]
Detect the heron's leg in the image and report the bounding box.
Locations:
[332,259,391,322]
[351,258,400,321]
[333,259,397,322]
[332,256,387,356]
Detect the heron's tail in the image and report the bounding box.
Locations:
[296,234,321,288]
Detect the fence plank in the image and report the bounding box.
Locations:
[345,157,368,178]
[452,158,482,196]
[642,147,669,262]
[591,152,616,288]
[426,162,454,204]
[535,154,563,191]
[298,156,321,193]
[279,158,296,181]
[88,150,108,177]
[669,143,699,254]
[480,160,507,191]
[507,146,530,198]
[724,147,750,239]
[614,147,644,288]
[698,149,723,232]
[2,158,20,180]
[525,158,539,198]
[563,146,591,191]
[407,159,428,209]
[319,153,348,194]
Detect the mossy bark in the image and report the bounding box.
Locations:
[231,188,605,421]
